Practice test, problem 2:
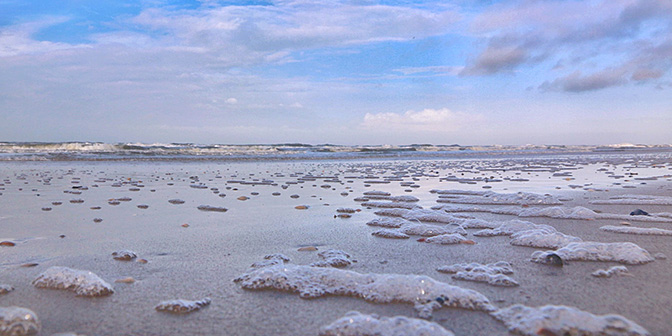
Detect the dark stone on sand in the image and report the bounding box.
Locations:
[630,209,649,216]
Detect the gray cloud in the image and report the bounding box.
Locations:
[463,0,672,91]
[540,68,627,92]
[460,45,528,75]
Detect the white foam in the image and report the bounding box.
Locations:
[366,217,407,228]
[437,261,517,287]
[424,233,470,245]
[474,220,556,237]
[590,195,672,205]
[33,266,114,297]
[531,242,654,265]
[592,266,630,278]
[435,191,562,205]
[372,229,410,239]
[492,304,649,336]
[461,218,498,229]
[375,208,466,225]
[155,298,211,314]
[0,306,40,336]
[399,223,466,237]
[600,225,672,236]
[362,201,420,209]
[437,261,513,275]
[510,230,582,249]
[439,204,672,223]
[319,311,455,336]
[364,195,420,202]
[234,259,496,318]
[310,249,355,268]
[363,191,391,196]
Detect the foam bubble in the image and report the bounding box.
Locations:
[234,258,496,318]
[510,230,582,249]
[591,266,630,278]
[366,217,407,228]
[155,298,211,314]
[437,261,517,287]
[319,311,455,336]
[423,233,470,245]
[310,249,355,268]
[600,225,672,236]
[33,266,114,297]
[0,306,40,336]
[590,195,672,205]
[435,191,562,205]
[361,201,419,209]
[492,304,649,336]
[372,229,410,239]
[474,220,556,237]
[531,242,654,265]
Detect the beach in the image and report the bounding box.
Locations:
[1,151,671,335]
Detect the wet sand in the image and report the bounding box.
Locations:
[1,156,671,335]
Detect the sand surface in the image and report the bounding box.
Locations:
[1,156,671,335]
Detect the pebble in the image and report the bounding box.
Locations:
[168,199,185,204]
[112,250,137,261]
[181,223,190,228]
[93,218,103,223]
[197,205,228,212]
[298,246,318,252]
[115,277,136,284]
[0,284,14,294]
[137,204,149,209]
[41,207,52,211]
[137,258,149,264]
[237,196,249,201]
[0,241,16,247]
[295,205,309,210]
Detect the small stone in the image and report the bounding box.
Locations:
[295,205,309,210]
[20,263,39,268]
[620,221,631,226]
[630,209,649,216]
[41,207,52,211]
[59,234,66,238]
[181,223,190,228]
[0,284,14,294]
[0,241,15,247]
[298,246,318,252]
[112,250,137,261]
[137,258,149,264]
[137,204,149,209]
[115,277,136,284]
[237,196,249,201]
[168,199,185,204]
[93,218,103,223]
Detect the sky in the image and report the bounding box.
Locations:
[0,0,670,145]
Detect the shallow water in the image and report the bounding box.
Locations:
[0,153,671,335]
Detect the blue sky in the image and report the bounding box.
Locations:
[0,0,670,145]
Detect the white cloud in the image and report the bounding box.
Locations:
[361,108,482,133]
